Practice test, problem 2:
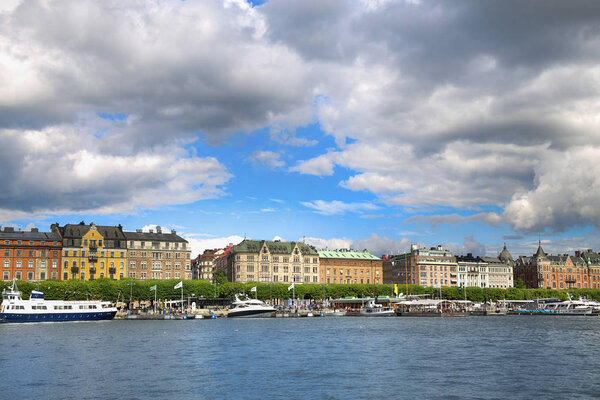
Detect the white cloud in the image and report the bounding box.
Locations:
[290,154,335,176]
[249,150,285,168]
[300,200,379,215]
[183,235,244,258]
[304,233,411,258]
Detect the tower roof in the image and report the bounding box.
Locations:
[498,244,513,263]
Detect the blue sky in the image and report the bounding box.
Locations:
[2,0,600,258]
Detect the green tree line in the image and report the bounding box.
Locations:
[2,278,600,303]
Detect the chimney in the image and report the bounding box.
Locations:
[437,245,443,251]
[588,249,593,253]
[171,229,176,234]
[575,251,581,257]
[467,253,473,258]
[31,228,39,233]
[149,229,153,233]
[4,227,14,232]
[136,229,142,233]
[156,226,162,234]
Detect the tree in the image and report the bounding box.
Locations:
[213,270,228,285]
[514,277,526,289]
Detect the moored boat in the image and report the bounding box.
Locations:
[227,295,276,318]
[359,299,395,317]
[0,280,117,323]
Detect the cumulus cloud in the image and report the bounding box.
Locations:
[184,234,244,259]
[3,0,600,236]
[304,233,411,258]
[300,200,379,215]
[0,123,232,215]
[249,150,285,168]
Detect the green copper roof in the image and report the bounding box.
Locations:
[318,249,381,260]
[232,239,318,255]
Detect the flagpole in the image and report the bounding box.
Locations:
[154,287,157,314]
[181,283,184,315]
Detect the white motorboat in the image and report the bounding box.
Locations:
[323,309,347,317]
[0,280,117,323]
[359,299,394,317]
[227,295,276,318]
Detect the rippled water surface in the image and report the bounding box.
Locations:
[2,316,600,399]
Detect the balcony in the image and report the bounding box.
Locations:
[71,266,79,274]
[88,255,98,263]
[90,266,96,273]
[109,267,116,274]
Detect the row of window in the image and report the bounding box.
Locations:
[2,240,59,246]
[129,241,186,249]
[325,278,379,284]
[3,260,58,269]
[4,250,59,257]
[3,271,57,280]
[127,271,191,280]
[64,250,125,258]
[326,268,376,276]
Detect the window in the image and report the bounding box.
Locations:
[51,271,57,279]
[120,261,124,269]
[29,251,34,257]
[16,261,22,268]
[119,272,123,279]
[40,272,45,280]
[130,262,136,269]
[4,250,8,256]
[17,250,22,256]
[63,272,68,280]
[4,260,8,268]
[3,271,8,280]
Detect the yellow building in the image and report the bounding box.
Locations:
[55,222,127,280]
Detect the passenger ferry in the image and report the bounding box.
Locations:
[0,280,117,323]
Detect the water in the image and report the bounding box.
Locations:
[1,316,600,399]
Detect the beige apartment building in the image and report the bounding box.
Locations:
[124,226,191,281]
[224,239,319,284]
[318,249,382,284]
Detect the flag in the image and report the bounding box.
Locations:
[288,282,294,291]
[394,283,399,296]
[174,281,183,289]
[150,285,157,291]
[250,286,257,292]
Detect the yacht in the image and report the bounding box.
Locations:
[227,295,276,318]
[0,280,117,323]
[359,299,395,317]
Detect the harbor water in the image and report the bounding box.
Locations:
[2,316,600,399]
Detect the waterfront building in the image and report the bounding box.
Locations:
[513,243,600,289]
[383,244,458,287]
[318,249,382,284]
[480,245,514,289]
[192,249,217,281]
[124,226,191,281]
[0,227,62,281]
[456,254,489,288]
[55,223,127,280]
[223,239,319,284]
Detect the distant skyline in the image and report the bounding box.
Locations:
[2,0,600,258]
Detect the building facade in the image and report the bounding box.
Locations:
[0,227,62,281]
[456,254,489,288]
[318,249,382,284]
[56,223,127,281]
[192,249,217,281]
[383,245,458,287]
[124,226,191,281]
[514,244,600,289]
[225,239,319,284]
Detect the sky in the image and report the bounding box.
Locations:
[2,0,600,259]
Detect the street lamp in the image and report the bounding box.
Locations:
[129,281,136,311]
